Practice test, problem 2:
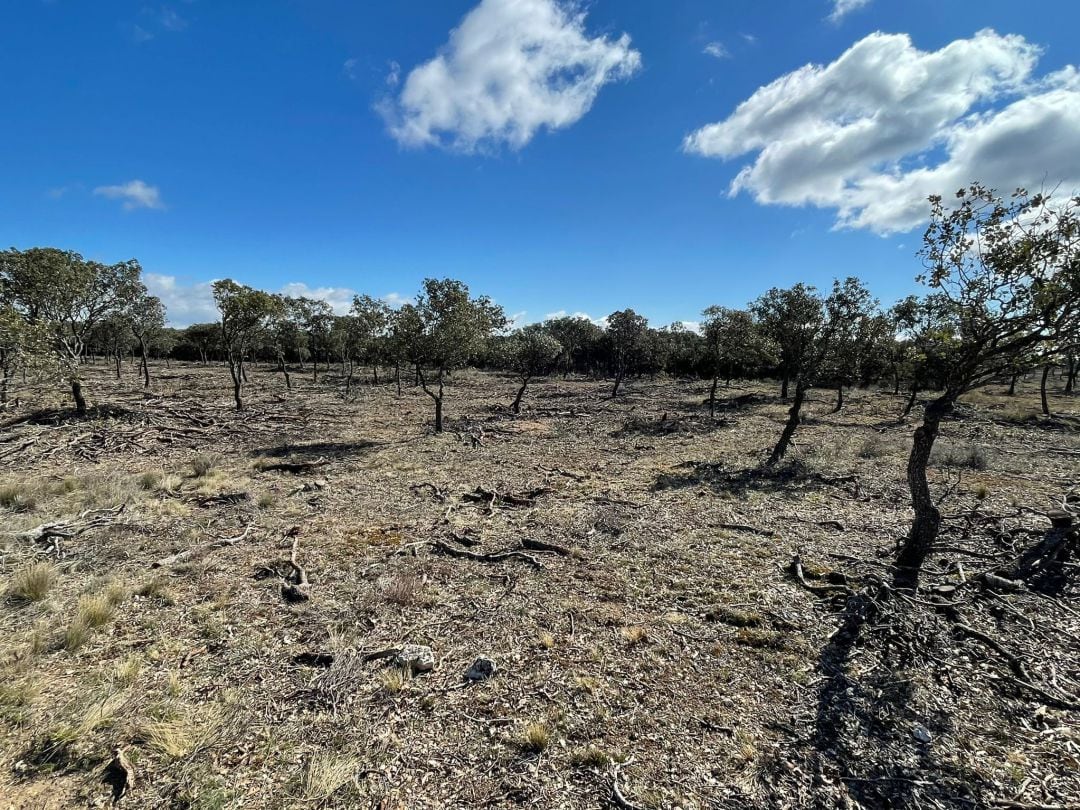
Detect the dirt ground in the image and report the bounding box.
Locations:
[1,361,1078,809]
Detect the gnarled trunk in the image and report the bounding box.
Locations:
[901,385,918,419]
[71,377,87,415]
[512,376,530,414]
[1041,364,1052,416]
[767,381,806,465]
[894,395,953,590]
[708,375,719,417]
[228,358,243,411]
[139,338,150,387]
[832,384,844,413]
[781,376,789,399]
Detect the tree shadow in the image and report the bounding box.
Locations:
[1011,527,1078,596]
[0,404,142,430]
[612,413,733,438]
[250,440,381,460]
[807,588,990,808]
[653,459,850,497]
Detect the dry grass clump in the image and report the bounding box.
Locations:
[190,453,220,478]
[735,628,786,649]
[0,483,38,512]
[930,443,988,470]
[64,588,124,650]
[519,722,552,754]
[0,679,39,726]
[138,469,164,490]
[301,752,362,802]
[48,691,127,748]
[382,573,425,606]
[569,745,611,768]
[620,625,649,645]
[377,667,410,695]
[857,434,894,459]
[143,705,223,759]
[706,605,765,628]
[136,575,177,605]
[7,561,58,603]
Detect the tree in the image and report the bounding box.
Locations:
[213,280,281,411]
[544,316,603,377]
[128,290,166,387]
[894,185,1080,590]
[0,248,143,414]
[351,295,391,384]
[754,279,877,465]
[295,298,334,380]
[701,307,773,416]
[182,323,219,365]
[0,303,53,406]
[604,309,648,397]
[412,278,505,432]
[504,326,562,413]
[90,314,135,379]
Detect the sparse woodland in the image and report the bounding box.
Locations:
[0,185,1079,808]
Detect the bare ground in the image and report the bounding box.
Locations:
[1,362,1078,809]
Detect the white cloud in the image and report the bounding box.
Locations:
[542,310,607,327]
[740,33,757,45]
[145,273,217,326]
[828,0,871,23]
[703,42,730,60]
[386,60,401,88]
[382,0,641,152]
[684,30,1080,234]
[343,57,359,81]
[158,6,187,32]
[94,179,165,211]
[278,283,358,314]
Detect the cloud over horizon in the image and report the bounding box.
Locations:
[684,29,1080,233]
[94,180,165,211]
[382,0,641,152]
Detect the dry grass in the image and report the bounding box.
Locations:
[301,752,361,802]
[142,705,223,759]
[520,722,552,754]
[7,561,57,603]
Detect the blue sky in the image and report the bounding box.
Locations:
[3,0,1078,326]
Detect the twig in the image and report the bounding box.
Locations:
[611,757,641,810]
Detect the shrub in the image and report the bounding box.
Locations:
[520,722,551,753]
[190,454,220,478]
[930,444,988,471]
[0,484,37,512]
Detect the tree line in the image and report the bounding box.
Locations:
[2,184,1079,589]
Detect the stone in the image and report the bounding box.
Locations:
[912,724,932,744]
[394,644,435,674]
[465,656,497,681]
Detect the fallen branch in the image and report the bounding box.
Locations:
[281,530,311,602]
[611,757,642,810]
[521,537,574,556]
[718,523,775,537]
[16,504,126,554]
[257,457,329,474]
[153,526,253,568]
[432,538,543,568]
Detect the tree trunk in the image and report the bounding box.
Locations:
[767,382,806,465]
[781,376,789,399]
[228,358,243,411]
[395,364,402,396]
[894,395,953,590]
[893,370,901,396]
[278,355,291,390]
[435,395,443,432]
[832,384,844,413]
[512,378,529,414]
[114,353,122,379]
[1067,357,1077,394]
[72,377,87,415]
[611,373,624,398]
[1041,364,1052,416]
[901,385,918,419]
[139,338,150,387]
[373,365,379,385]
[708,375,719,417]
[1008,372,1019,396]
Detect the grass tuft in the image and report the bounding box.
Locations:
[8,561,58,603]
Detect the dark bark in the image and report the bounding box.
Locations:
[228,358,243,411]
[901,385,919,419]
[1008,372,1019,396]
[418,367,446,432]
[893,395,954,590]
[781,376,789,400]
[708,375,719,417]
[72,377,87,415]
[832,384,844,413]
[372,365,379,385]
[114,353,122,379]
[395,364,402,396]
[611,373,624,398]
[767,382,806,466]
[1041,364,1052,416]
[139,338,150,387]
[277,355,291,390]
[1066,357,1077,394]
[512,376,530,414]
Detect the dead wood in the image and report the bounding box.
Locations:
[461,485,552,509]
[190,491,251,507]
[432,537,543,568]
[153,526,253,568]
[718,523,775,537]
[281,530,311,602]
[611,756,642,810]
[521,537,574,556]
[16,504,126,554]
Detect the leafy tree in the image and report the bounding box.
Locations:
[503,326,562,413]
[751,283,823,400]
[128,289,166,387]
[894,185,1080,590]
[182,323,220,365]
[412,278,505,432]
[386,303,423,396]
[351,295,392,383]
[0,303,53,406]
[213,279,281,411]
[295,297,334,380]
[0,248,142,414]
[604,309,648,397]
[701,307,774,416]
[91,314,135,379]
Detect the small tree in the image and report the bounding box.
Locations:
[412,278,505,432]
[0,248,142,414]
[351,295,391,384]
[91,314,135,379]
[894,185,1080,590]
[504,326,562,413]
[701,307,773,416]
[544,316,603,378]
[128,290,166,387]
[182,323,219,365]
[0,303,53,406]
[213,280,281,411]
[604,309,648,397]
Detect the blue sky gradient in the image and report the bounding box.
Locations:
[3,1,1078,325]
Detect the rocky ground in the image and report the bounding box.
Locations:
[0,362,1078,809]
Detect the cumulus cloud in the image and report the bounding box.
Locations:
[94,179,165,211]
[828,0,871,24]
[542,310,608,327]
[382,0,641,152]
[279,283,358,314]
[684,30,1080,233]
